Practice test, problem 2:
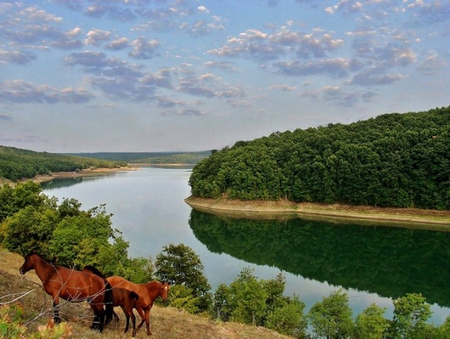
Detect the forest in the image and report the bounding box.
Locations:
[0,145,126,181]
[67,150,211,164]
[189,106,450,210]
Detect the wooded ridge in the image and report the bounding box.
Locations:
[189,106,450,211]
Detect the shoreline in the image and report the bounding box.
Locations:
[32,166,136,184]
[185,196,450,229]
[0,166,136,187]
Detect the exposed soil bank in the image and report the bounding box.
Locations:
[185,196,450,229]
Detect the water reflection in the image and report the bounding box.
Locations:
[189,209,450,308]
[41,177,84,189]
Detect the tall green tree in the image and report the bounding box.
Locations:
[228,267,268,326]
[390,293,432,339]
[155,243,211,313]
[307,289,354,339]
[354,303,389,339]
[265,295,307,338]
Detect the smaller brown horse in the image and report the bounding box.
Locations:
[19,253,113,332]
[107,276,170,335]
[83,266,139,336]
[109,287,139,336]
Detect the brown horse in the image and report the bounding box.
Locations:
[83,267,139,336]
[107,276,170,335]
[19,253,113,332]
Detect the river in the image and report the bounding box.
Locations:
[41,166,450,324]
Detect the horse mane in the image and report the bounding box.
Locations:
[25,251,62,267]
[83,265,106,279]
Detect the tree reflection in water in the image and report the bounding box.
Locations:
[189,209,450,308]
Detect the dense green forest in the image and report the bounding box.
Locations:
[67,151,211,164]
[0,146,126,181]
[189,106,450,210]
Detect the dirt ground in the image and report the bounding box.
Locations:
[185,196,450,229]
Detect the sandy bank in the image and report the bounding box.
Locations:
[185,196,450,229]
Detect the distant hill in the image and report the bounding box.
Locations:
[66,151,211,164]
[0,146,126,182]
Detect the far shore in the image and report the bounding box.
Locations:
[185,196,450,229]
[0,166,137,187]
[32,166,137,184]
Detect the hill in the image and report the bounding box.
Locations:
[66,151,211,164]
[0,146,127,182]
[0,248,290,339]
[189,106,450,211]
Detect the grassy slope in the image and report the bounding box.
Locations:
[0,248,290,339]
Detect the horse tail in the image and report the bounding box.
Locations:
[104,281,114,325]
[130,291,139,300]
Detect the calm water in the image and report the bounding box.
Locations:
[41,167,450,324]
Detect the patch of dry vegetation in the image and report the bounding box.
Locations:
[0,248,291,339]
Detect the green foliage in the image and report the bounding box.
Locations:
[229,268,268,325]
[167,285,201,314]
[155,243,212,313]
[307,289,354,339]
[354,303,389,339]
[0,145,126,181]
[265,295,307,338]
[66,151,211,164]
[189,106,450,209]
[213,268,307,337]
[0,185,142,277]
[0,304,73,339]
[390,293,432,339]
[0,304,27,338]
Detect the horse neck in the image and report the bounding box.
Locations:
[31,255,56,283]
[145,281,162,299]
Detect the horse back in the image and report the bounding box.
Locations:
[107,276,152,308]
[49,267,106,302]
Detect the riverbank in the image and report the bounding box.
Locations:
[0,166,136,187]
[185,196,450,229]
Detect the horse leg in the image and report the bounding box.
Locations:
[144,308,152,335]
[131,311,136,337]
[52,297,61,324]
[89,304,104,332]
[136,307,146,331]
[121,306,129,333]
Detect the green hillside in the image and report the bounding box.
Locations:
[67,151,211,164]
[0,146,126,181]
[189,106,450,210]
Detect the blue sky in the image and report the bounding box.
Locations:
[0,0,449,152]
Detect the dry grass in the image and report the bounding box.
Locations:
[0,248,291,339]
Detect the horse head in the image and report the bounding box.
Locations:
[19,252,38,275]
[160,280,170,301]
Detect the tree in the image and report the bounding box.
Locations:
[212,283,233,321]
[2,205,58,257]
[265,295,307,338]
[228,267,268,326]
[155,243,211,313]
[307,289,354,339]
[390,293,432,339]
[354,303,389,339]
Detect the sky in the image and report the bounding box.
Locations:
[0,0,449,153]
